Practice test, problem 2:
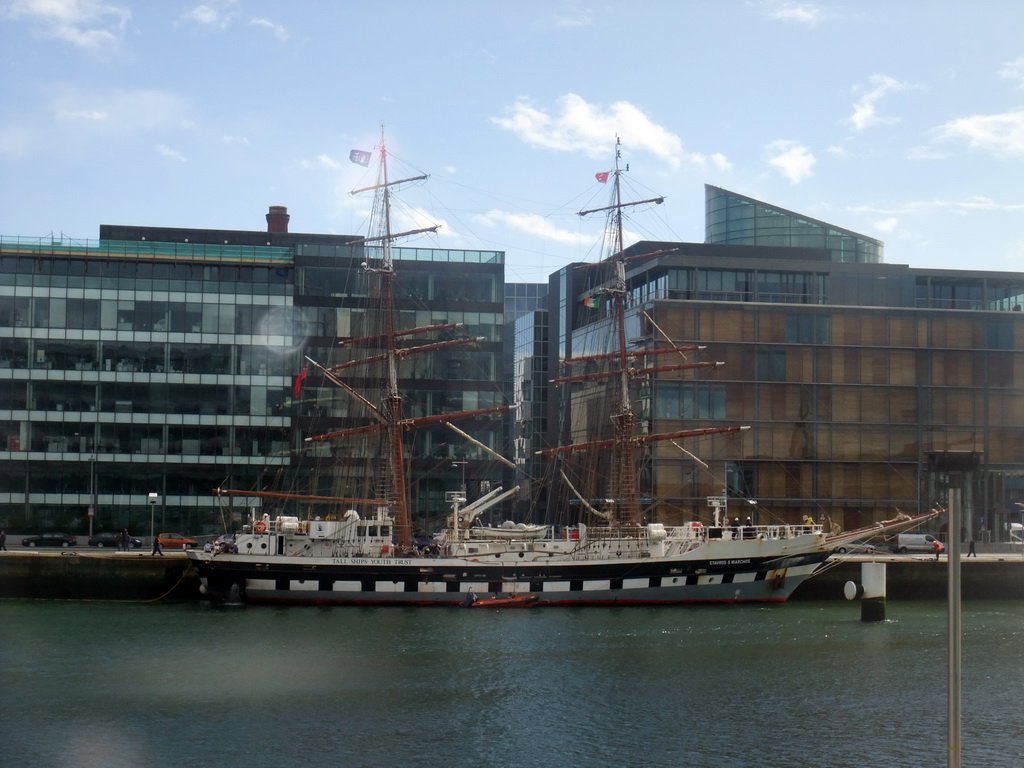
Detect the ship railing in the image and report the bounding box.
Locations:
[667,524,822,541]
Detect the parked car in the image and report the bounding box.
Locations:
[156,532,198,550]
[833,540,876,555]
[88,532,142,548]
[21,532,77,548]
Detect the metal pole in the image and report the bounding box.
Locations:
[88,457,96,540]
[947,487,962,768]
[148,492,159,544]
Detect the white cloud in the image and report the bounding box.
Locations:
[393,204,448,241]
[180,0,237,29]
[934,109,1024,158]
[906,145,947,161]
[552,14,591,28]
[998,56,1024,89]
[55,108,107,121]
[181,2,287,39]
[710,153,732,171]
[52,88,191,134]
[317,154,343,170]
[765,139,816,183]
[475,210,589,247]
[547,0,592,28]
[156,144,187,163]
[847,75,911,131]
[2,0,130,49]
[762,1,826,26]
[221,134,249,144]
[851,197,1024,217]
[873,217,899,234]
[248,17,288,41]
[492,94,689,169]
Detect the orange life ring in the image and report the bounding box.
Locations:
[254,521,268,534]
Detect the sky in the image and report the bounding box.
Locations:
[1,0,1022,285]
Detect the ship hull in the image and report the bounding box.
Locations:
[188,549,830,606]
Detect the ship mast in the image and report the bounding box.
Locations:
[578,138,653,525]
[568,138,746,526]
[354,129,436,547]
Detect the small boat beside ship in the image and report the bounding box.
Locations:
[466,592,539,609]
[188,135,938,607]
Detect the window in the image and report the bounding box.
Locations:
[757,347,786,382]
[986,320,1013,350]
[785,315,830,344]
[654,382,726,419]
[726,462,756,499]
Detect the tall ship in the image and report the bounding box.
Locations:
[188,135,935,606]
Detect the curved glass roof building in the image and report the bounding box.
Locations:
[705,185,883,264]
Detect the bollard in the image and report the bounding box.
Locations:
[844,561,887,622]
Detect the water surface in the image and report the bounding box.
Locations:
[1,601,1020,767]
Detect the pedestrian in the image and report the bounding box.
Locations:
[0,529,6,551]
[120,527,130,551]
[151,534,163,556]
[968,539,977,557]
[933,539,942,560]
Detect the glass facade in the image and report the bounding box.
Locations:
[504,282,548,324]
[508,308,549,518]
[0,239,296,536]
[546,229,1023,536]
[626,263,1023,537]
[6,192,1022,543]
[290,243,508,527]
[705,185,884,264]
[0,232,508,539]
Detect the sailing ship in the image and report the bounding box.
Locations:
[188,135,937,606]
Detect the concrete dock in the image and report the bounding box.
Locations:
[792,552,1024,601]
[0,550,200,601]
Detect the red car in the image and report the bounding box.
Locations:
[156,532,198,549]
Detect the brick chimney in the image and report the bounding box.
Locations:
[266,205,290,233]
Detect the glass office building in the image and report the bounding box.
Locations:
[543,190,1024,540]
[0,236,296,536]
[0,215,507,539]
[706,185,884,264]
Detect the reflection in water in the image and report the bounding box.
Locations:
[1,601,1020,768]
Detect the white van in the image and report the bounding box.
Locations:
[890,533,944,554]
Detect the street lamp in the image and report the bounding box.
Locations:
[452,461,468,499]
[148,492,159,544]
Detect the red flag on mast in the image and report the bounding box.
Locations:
[293,365,309,398]
[595,172,609,183]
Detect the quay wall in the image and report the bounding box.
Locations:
[0,552,1022,602]
[791,555,1024,601]
[0,552,200,601]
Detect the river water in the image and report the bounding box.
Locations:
[1,600,1020,768]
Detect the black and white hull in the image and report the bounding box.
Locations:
[188,518,831,606]
[192,552,827,606]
